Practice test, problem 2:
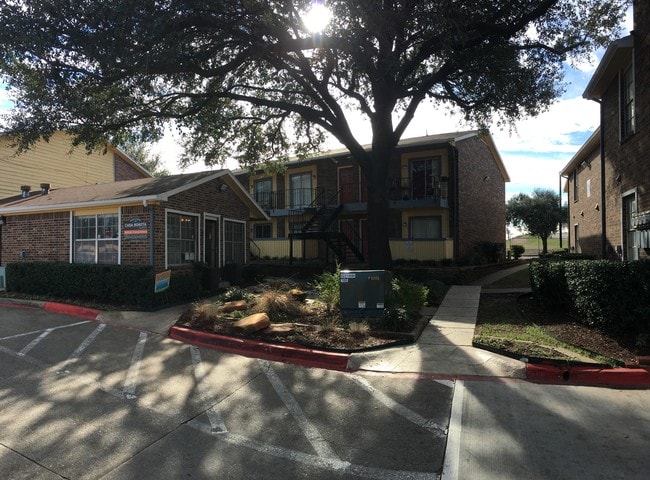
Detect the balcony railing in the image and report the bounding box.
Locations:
[251,176,448,210]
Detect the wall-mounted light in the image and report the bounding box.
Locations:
[0,216,5,225]
[220,183,228,192]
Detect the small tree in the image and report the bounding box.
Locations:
[507,189,565,255]
[121,142,170,177]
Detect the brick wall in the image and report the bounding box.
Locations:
[455,136,507,260]
[598,3,650,260]
[120,205,151,266]
[114,153,148,181]
[566,145,602,256]
[1,212,70,264]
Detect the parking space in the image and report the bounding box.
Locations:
[0,306,453,479]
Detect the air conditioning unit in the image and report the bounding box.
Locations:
[0,266,6,291]
[340,270,391,317]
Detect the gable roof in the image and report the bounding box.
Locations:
[0,170,269,219]
[560,129,601,177]
[583,35,634,100]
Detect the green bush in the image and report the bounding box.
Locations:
[5,262,205,308]
[529,259,571,309]
[381,306,410,330]
[311,264,341,312]
[390,276,429,315]
[510,244,525,260]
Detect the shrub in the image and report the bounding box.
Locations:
[348,321,370,337]
[252,290,305,321]
[381,306,410,330]
[510,244,525,260]
[529,259,571,309]
[473,241,505,264]
[390,276,428,315]
[311,264,341,313]
[221,287,252,303]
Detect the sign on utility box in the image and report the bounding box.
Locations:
[340,270,392,317]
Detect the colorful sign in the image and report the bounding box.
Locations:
[154,270,171,293]
[123,218,148,239]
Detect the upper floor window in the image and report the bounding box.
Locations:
[253,178,273,210]
[290,172,312,208]
[74,213,119,264]
[167,212,198,265]
[620,65,635,140]
[572,170,578,202]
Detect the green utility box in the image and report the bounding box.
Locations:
[340,270,392,317]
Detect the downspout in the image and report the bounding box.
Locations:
[149,206,155,267]
[449,144,459,261]
[559,175,563,250]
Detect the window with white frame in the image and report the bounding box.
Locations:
[409,216,442,239]
[74,213,119,264]
[253,178,273,209]
[224,219,246,264]
[621,65,635,140]
[167,212,198,265]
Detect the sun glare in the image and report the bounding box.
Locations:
[303,2,332,33]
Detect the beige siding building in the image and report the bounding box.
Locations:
[0,132,150,199]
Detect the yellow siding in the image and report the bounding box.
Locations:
[0,132,117,199]
[390,239,454,261]
[401,208,450,237]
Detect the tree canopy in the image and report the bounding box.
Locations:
[507,188,565,254]
[0,0,627,267]
[121,141,170,177]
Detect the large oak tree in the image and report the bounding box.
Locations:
[0,0,627,268]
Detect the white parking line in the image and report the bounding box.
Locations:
[0,321,89,341]
[260,360,340,460]
[190,345,227,434]
[67,323,106,360]
[123,331,148,400]
[351,374,448,437]
[18,328,54,355]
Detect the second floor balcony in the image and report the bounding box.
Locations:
[251,175,449,214]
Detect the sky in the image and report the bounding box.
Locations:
[0,8,633,202]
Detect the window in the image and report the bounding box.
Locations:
[253,223,272,239]
[224,219,245,264]
[167,212,198,265]
[290,172,312,207]
[409,216,442,239]
[621,66,635,140]
[253,178,273,209]
[74,213,119,264]
[410,156,441,199]
[586,179,591,198]
[572,170,579,202]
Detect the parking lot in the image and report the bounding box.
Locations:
[0,305,453,479]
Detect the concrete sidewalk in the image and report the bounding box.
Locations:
[347,285,526,378]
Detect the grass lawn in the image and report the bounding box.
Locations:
[508,235,564,255]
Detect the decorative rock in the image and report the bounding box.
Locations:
[219,300,249,313]
[265,323,295,336]
[289,288,307,303]
[233,313,271,332]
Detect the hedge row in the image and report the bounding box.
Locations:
[5,262,206,308]
[530,259,650,335]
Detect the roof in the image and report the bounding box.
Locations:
[234,130,510,182]
[583,35,634,100]
[560,129,601,177]
[0,170,269,219]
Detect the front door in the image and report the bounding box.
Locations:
[205,219,219,268]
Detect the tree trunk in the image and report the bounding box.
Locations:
[355,139,394,270]
[541,236,548,255]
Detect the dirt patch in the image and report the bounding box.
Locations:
[477,292,644,366]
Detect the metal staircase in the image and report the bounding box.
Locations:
[289,190,364,264]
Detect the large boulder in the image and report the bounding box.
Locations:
[219,300,249,313]
[233,313,271,332]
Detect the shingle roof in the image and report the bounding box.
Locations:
[0,170,269,219]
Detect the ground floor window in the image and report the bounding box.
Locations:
[224,219,246,263]
[409,216,442,239]
[167,212,198,265]
[253,223,272,239]
[74,213,119,264]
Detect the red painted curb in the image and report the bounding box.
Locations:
[168,326,350,371]
[527,363,650,388]
[43,302,101,320]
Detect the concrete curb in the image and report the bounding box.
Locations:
[168,325,350,371]
[43,302,101,320]
[526,363,650,388]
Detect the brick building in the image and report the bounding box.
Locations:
[562,0,650,260]
[235,131,509,264]
[0,171,268,282]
